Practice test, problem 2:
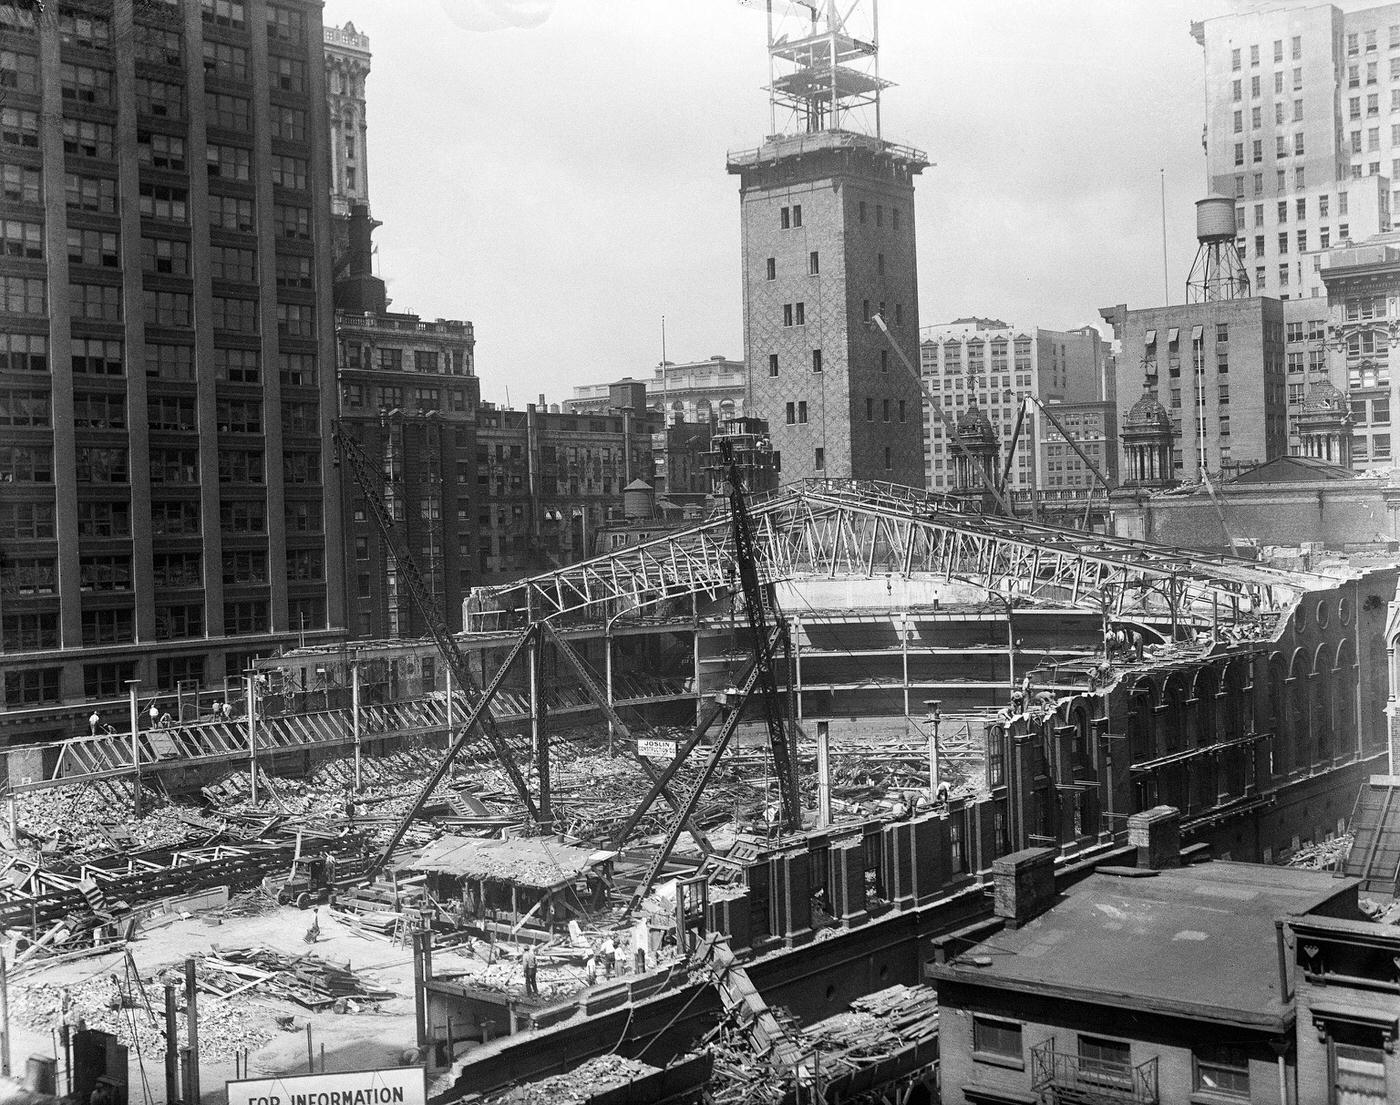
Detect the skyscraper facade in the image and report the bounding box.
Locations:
[1195,3,1400,300]
[0,0,343,741]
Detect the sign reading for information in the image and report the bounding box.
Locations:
[637,737,677,760]
[227,1068,426,1105]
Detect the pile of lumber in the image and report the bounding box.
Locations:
[1287,833,1352,870]
[200,945,395,1011]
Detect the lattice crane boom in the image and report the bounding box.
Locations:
[331,422,539,820]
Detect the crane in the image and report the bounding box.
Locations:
[622,435,800,909]
[331,422,541,838]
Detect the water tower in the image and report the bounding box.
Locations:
[1186,195,1250,302]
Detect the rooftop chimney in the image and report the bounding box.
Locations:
[991,847,1057,928]
[1127,805,1182,870]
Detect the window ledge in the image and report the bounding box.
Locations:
[971,1051,1025,1072]
[1189,1092,1250,1105]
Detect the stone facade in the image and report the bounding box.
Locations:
[729,133,926,485]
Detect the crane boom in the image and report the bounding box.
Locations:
[331,422,539,821]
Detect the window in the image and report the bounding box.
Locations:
[273,203,311,240]
[138,182,188,222]
[137,130,185,171]
[883,399,890,422]
[792,204,802,227]
[225,600,269,636]
[270,105,305,141]
[277,302,314,338]
[0,275,44,315]
[0,501,55,538]
[79,554,132,592]
[796,401,807,424]
[1,107,39,148]
[156,656,206,690]
[765,256,775,280]
[811,348,822,374]
[220,499,265,533]
[809,250,819,275]
[1,164,40,206]
[270,154,307,191]
[222,549,268,586]
[151,500,200,535]
[266,4,305,44]
[205,91,251,131]
[62,118,114,160]
[866,397,874,422]
[271,55,307,93]
[1078,1037,1131,1085]
[135,77,183,119]
[275,253,311,289]
[413,350,439,373]
[898,400,906,422]
[4,669,60,705]
[84,662,136,700]
[210,244,255,282]
[767,353,779,377]
[154,603,203,640]
[202,39,247,79]
[217,447,264,483]
[206,143,251,181]
[202,0,247,30]
[795,301,805,325]
[1330,1027,1387,1104]
[780,206,790,229]
[148,447,197,481]
[0,387,48,427]
[70,392,122,429]
[65,228,117,269]
[143,289,192,327]
[883,446,891,470]
[210,194,254,232]
[215,347,260,383]
[145,343,193,380]
[211,295,256,334]
[3,219,43,259]
[61,63,112,105]
[133,22,181,66]
[285,500,321,533]
[72,338,122,376]
[77,501,129,537]
[814,447,824,470]
[0,3,37,34]
[280,353,317,386]
[783,303,793,327]
[66,173,117,213]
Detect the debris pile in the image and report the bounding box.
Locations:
[200,945,395,1011]
[14,783,204,861]
[481,1054,658,1105]
[1287,834,1352,871]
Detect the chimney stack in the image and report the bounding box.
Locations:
[1128,805,1182,870]
[991,847,1057,928]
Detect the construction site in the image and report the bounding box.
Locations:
[0,451,1394,1103]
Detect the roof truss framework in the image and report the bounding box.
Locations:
[466,480,1331,629]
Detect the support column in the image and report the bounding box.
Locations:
[605,626,615,755]
[351,659,362,792]
[816,720,831,828]
[901,615,910,721]
[530,634,550,821]
[127,680,141,817]
[792,615,803,722]
[245,671,258,805]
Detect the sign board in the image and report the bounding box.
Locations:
[227,1068,426,1105]
[637,738,677,761]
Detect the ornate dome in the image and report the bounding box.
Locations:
[1125,390,1172,433]
[955,402,996,442]
[1302,378,1347,415]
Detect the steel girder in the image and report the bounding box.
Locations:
[465,480,1332,628]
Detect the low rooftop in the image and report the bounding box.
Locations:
[932,861,1360,1031]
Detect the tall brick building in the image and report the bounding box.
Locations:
[726,3,926,486]
[0,0,343,741]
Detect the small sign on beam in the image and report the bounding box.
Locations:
[638,738,677,761]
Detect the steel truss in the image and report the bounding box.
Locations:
[466,480,1331,628]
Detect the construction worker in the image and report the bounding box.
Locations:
[522,945,538,997]
[584,951,598,987]
[222,700,233,721]
[601,935,616,979]
[88,710,100,735]
[148,703,159,729]
[210,698,223,720]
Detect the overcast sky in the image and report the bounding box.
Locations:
[326,0,1234,407]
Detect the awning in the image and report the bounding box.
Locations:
[1192,325,1204,342]
[1167,327,1180,344]
[1144,329,1157,345]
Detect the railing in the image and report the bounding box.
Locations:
[1030,1040,1159,1104]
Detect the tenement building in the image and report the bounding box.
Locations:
[727,2,925,484]
[0,0,343,742]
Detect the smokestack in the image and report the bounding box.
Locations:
[333,203,387,315]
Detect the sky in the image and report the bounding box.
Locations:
[325,0,1235,407]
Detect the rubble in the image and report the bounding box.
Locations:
[478,1054,658,1105]
[1286,834,1352,871]
[201,945,395,1010]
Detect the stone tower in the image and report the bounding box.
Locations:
[727,1,927,486]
